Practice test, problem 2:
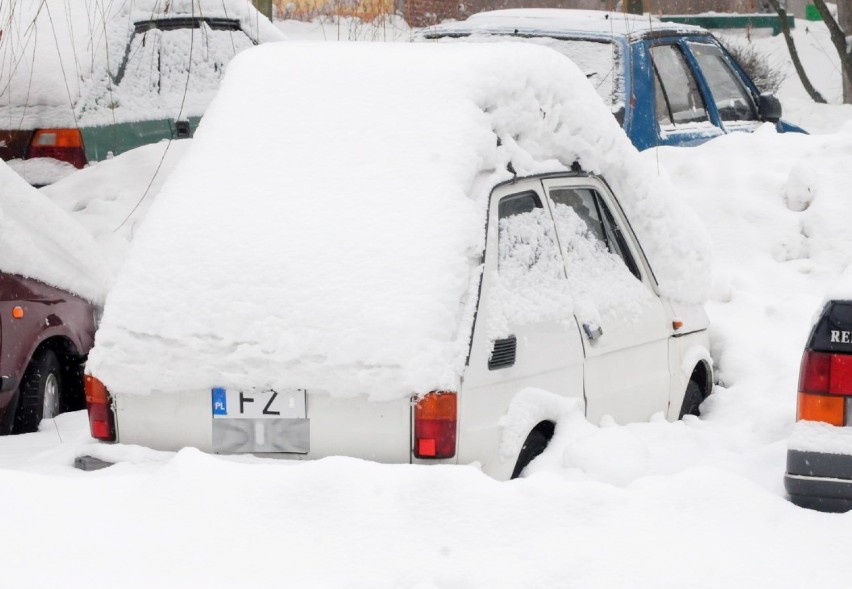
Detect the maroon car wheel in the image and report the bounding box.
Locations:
[13,349,63,434]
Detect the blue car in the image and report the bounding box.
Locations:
[421,9,806,150]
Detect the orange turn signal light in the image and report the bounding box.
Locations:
[32,128,83,148]
[85,375,109,404]
[11,306,24,319]
[797,392,845,426]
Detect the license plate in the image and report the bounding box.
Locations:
[212,387,306,419]
[211,387,309,454]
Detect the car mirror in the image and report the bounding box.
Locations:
[758,92,782,123]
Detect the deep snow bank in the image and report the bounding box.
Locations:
[0,161,110,303]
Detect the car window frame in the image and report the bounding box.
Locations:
[680,37,762,131]
[540,175,660,294]
[648,42,710,128]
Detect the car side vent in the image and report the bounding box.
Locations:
[489,336,517,370]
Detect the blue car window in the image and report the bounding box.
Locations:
[650,44,708,126]
[687,41,758,123]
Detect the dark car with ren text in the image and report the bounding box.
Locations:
[786,299,852,512]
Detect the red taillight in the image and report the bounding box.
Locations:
[28,128,86,168]
[796,350,852,424]
[84,375,115,441]
[799,351,830,395]
[799,351,852,396]
[414,391,457,459]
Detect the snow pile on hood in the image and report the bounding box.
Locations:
[0,161,110,303]
[0,0,282,128]
[88,41,709,399]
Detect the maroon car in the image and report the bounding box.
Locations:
[0,272,96,434]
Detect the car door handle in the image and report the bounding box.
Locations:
[583,323,603,341]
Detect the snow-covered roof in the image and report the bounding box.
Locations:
[87,41,710,399]
[422,8,704,39]
[0,0,283,128]
[0,161,110,304]
[828,265,852,301]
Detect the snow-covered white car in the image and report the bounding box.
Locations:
[82,41,713,479]
[0,0,282,185]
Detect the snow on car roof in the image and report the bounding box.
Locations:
[0,161,110,304]
[828,265,852,302]
[423,8,704,38]
[87,41,710,399]
[0,0,282,127]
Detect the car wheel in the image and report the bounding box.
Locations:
[510,423,554,479]
[13,349,62,434]
[678,380,704,419]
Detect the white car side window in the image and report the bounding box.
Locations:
[548,187,652,321]
[488,191,573,334]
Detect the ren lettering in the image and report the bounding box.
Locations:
[830,330,852,344]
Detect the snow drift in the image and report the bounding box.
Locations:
[0,160,110,303]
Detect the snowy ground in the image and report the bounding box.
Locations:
[4,15,852,589]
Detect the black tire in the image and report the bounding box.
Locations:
[678,380,704,419]
[510,423,554,479]
[13,349,62,434]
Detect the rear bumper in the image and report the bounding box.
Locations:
[785,449,852,512]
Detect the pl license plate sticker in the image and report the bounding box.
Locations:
[211,388,306,419]
[212,387,227,416]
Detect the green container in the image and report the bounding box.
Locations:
[806,4,823,21]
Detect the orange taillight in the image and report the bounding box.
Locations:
[32,128,83,148]
[84,375,115,441]
[414,391,457,459]
[28,128,86,168]
[797,392,845,426]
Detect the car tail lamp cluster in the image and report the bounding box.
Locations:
[797,351,852,426]
[414,391,457,459]
[84,375,116,441]
[28,128,86,168]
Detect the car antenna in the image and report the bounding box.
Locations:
[571,161,583,173]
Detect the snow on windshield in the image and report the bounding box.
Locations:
[432,35,624,113]
[101,24,256,122]
[87,41,709,399]
[0,160,110,303]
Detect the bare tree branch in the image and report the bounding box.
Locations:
[766,0,827,103]
[813,0,852,102]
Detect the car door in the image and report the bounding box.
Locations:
[541,176,673,424]
[645,40,724,147]
[459,179,585,476]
